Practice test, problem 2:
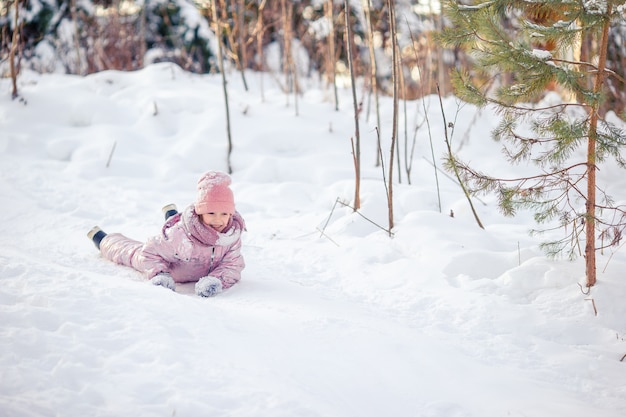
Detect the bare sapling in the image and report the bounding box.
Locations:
[405,18,438,202]
[386,0,398,232]
[235,0,249,90]
[363,0,382,166]
[415,79,442,213]
[9,0,20,99]
[398,52,407,184]
[252,0,267,101]
[138,2,146,68]
[69,0,83,74]
[217,0,248,91]
[375,127,393,237]
[344,0,361,210]
[437,85,484,229]
[406,19,440,210]
[280,0,293,107]
[325,0,339,111]
[286,1,299,116]
[207,1,233,173]
[435,0,445,95]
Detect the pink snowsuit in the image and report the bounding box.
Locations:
[99,205,245,289]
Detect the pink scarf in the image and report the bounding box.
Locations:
[179,205,245,246]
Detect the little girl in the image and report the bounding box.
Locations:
[87,171,245,297]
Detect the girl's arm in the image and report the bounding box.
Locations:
[208,238,245,289]
[136,232,180,279]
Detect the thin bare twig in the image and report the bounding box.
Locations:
[421,157,487,206]
[316,227,340,246]
[601,238,626,273]
[318,197,394,241]
[577,282,591,295]
[437,85,485,229]
[337,199,394,236]
[319,197,342,238]
[585,298,598,316]
[106,141,117,168]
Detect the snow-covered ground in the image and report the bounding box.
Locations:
[1,63,625,417]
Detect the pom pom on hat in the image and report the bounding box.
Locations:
[195,171,235,215]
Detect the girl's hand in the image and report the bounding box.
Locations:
[195,276,223,297]
[150,273,176,291]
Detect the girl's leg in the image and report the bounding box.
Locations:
[87,226,107,249]
[99,233,143,269]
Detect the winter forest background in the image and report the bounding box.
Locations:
[3,1,626,285]
[3,1,625,112]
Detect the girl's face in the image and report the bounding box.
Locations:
[200,212,232,232]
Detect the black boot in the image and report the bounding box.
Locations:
[87,226,107,250]
[162,203,178,220]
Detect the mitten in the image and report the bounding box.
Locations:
[195,276,223,297]
[150,273,176,291]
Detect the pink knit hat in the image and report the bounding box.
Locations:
[194,171,235,215]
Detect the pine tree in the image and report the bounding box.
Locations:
[438,0,626,287]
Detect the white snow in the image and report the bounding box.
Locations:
[531,48,553,61]
[1,63,625,417]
